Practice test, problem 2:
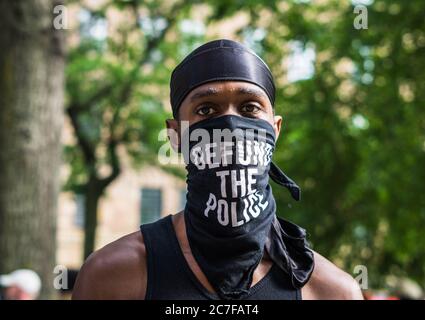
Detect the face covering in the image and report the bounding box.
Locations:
[182,115,314,300]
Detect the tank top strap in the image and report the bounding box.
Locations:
[140,215,211,299]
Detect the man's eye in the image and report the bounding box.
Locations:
[196,105,215,116]
[241,104,260,113]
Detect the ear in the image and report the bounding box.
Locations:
[273,115,283,141]
[165,119,180,152]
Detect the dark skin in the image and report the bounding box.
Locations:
[72,81,364,300]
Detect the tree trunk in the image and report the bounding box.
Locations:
[83,177,102,260]
[0,0,65,299]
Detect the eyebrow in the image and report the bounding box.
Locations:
[189,86,268,102]
[236,87,268,100]
[190,87,220,102]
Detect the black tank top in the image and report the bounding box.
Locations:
[140,215,302,300]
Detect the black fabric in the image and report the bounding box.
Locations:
[269,162,301,201]
[170,39,276,118]
[182,115,314,300]
[140,215,301,300]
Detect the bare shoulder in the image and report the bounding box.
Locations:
[301,251,364,300]
[72,231,147,300]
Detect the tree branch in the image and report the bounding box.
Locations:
[67,1,186,188]
[116,1,185,106]
[99,108,121,189]
[67,104,96,166]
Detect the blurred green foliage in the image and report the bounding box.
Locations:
[65,0,425,287]
[266,0,425,288]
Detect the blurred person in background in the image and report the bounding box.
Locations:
[386,276,424,300]
[0,269,41,300]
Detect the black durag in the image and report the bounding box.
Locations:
[170,39,314,299]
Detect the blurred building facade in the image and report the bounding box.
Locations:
[57,157,186,269]
[56,1,187,269]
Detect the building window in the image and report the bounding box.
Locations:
[74,193,85,228]
[140,188,162,224]
[180,189,187,211]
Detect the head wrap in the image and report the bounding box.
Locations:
[170,39,276,118]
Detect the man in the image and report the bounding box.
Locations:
[0,269,41,300]
[72,39,363,300]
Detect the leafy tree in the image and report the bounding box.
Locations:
[66,0,425,289]
[262,0,425,288]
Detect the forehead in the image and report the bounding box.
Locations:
[184,81,271,104]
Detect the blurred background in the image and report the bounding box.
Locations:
[0,0,424,299]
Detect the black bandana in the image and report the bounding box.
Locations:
[171,39,314,299]
[182,115,314,299]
